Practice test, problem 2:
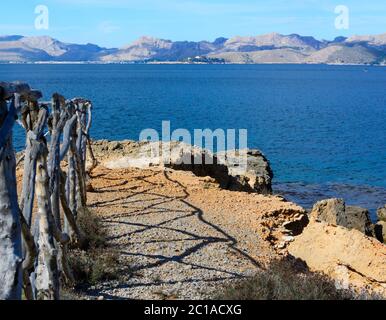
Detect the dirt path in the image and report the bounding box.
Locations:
[85,166,303,300]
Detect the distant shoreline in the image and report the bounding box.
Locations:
[1,61,385,67]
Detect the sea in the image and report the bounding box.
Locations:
[1,64,385,219]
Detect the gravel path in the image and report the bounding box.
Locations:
[84,166,290,300]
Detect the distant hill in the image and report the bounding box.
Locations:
[100,36,223,62]
[0,35,114,62]
[0,33,385,64]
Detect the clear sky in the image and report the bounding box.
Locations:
[2,0,386,48]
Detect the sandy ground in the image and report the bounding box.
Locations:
[83,165,304,300]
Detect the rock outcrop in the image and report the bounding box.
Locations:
[310,198,345,223]
[377,205,386,222]
[375,221,386,243]
[288,221,386,297]
[259,206,309,251]
[165,142,231,189]
[375,206,386,243]
[310,198,373,236]
[345,206,373,236]
[216,149,273,194]
[91,140,273,195]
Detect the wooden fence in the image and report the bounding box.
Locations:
[0,81,96,300]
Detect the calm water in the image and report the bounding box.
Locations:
[1,64,385,217]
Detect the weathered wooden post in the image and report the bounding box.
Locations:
[19,93,44,227]
[48,94,67,228]
[74,99,90,208]
[47,94,79,284]
[21,214,37,300]
[0,82,46,300]
[33,104,71,299]
[0,91,22,300]
[35,138,60,300]
[20,104,49,299]
[59,108,83,244]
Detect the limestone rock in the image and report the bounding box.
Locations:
[166,142,230,189]
[216,149,273,194]
[288,221,386,297]
[377,205,386,222]
[310,198,372,236]
[282,214,309,236]
[282,235,295,243]
[109,141,122,151]
[374,221,386,243]
[94,140,273,194]
[260,206,308,246]
[345,206,373,236]
[310,198,345,224]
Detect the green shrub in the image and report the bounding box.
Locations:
[66,208,128,288]
[217,259,355,300]
[68,248,121,285]
[61,288,85,300]
[76,207,106,249]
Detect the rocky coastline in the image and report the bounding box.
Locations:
[83,139,386,298]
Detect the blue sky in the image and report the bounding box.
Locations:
[2,0,386,47]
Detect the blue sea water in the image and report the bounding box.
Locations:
[0,64,385,217]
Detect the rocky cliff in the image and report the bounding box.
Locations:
[69,139,386,298]
[90,140,274,195]
[288,221,386,297]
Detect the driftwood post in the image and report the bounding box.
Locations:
[35,139,60,300]
[74,100,91,208]
[20,93,44,226]
[47,94,78,283]
[65,107,78,237]
[48,94,64,227]
[0,82,45,300]
[21,106,49,299]
[20,214,37,300]
[31,98,74,296]
[0,93,22,300]
[59,109,85,245]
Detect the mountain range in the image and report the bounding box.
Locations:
[1,33,386,64]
